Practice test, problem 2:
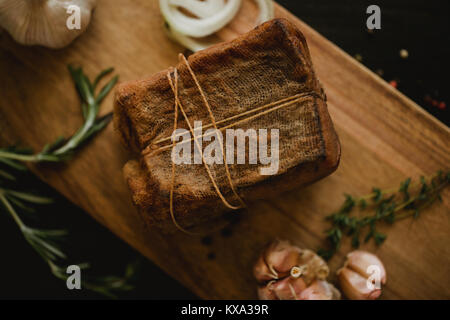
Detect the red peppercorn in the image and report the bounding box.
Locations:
[389,80,398,88]
[438,102,446,110]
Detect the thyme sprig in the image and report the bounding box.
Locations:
[318,170,450,260]
[0,66,117,162]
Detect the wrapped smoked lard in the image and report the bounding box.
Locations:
[114,19,340,232]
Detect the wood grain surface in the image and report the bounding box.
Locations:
[0,0,449,299]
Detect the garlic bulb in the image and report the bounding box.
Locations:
[0,0,96,49]
[254,240,340,300]
[337,250,387,300]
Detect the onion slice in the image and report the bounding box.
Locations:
[256,0,274,23]
[168,0,226,19]
[162,0,275,52]
[164,24,215,52]
[160,0,242,38]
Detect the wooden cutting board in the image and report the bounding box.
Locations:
[0,0,449,299]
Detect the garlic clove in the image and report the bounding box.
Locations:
[296,249,329,284]
[257,281,278,300]
[299,280,341,300]
[271,277,307,300]
[254,240,338,300]
[337,267,381,300]
[253,254,277,282]
[346,250,387,284]
[0,0,97,49]
[264,240,301,277]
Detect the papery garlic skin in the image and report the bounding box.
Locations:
[254,240,340,300]
[346,250,387,284]
[253,239,301,281]
[0,0,96,49]
[337,250,386,300]
[299,280,341,300]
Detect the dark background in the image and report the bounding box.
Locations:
[0,1,448,299]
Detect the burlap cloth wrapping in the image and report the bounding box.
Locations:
[114,19,341,232]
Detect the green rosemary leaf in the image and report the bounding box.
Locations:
[29,228,69,238]
[81,72,94,94]
[82,113,113,142]
[5,196,35,213]
[81,102,88,120]
[1,66,116,163]
[25,232,67,260]
[95,75,119,105]
[0,169,15,181]
[68,66,86,100]
[93,67,114,89]
[46,136,67,153]
[0,157,27,171]
[6,190,53,204]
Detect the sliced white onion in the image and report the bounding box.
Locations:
[164,24,214,52]
[256,0,274,23]
[160,0,242,38]
[168,0,226,19]
[162,0,275,52]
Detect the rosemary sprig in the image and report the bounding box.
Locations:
[0,66,137,297]
[318,170,450,260]
[0,66,117,162]
[0,170,137,298]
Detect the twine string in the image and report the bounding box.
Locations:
[147,92,319,155]
[165,54,322,234]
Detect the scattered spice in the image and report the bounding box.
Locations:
[389,80,398,88]
[424,95,447,110]
[399,49,409,59]
[318,170,450,260]
[354,53,363,62]
[201,236,213,246]
[220,227,233,238]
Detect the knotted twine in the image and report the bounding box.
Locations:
[158,54,323,234]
